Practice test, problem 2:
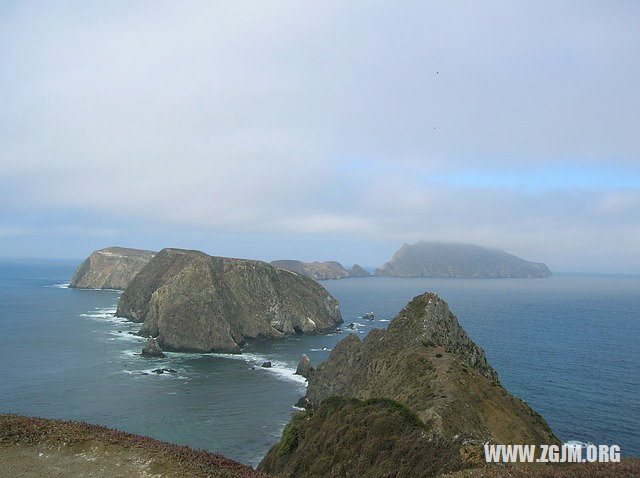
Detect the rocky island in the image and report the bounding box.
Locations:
[259,292,558,477]
[375,241,551,278]
[116,248,342,353]
[271,260,371,280]
[70,247,156,289]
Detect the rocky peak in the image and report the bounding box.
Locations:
[389,292,497,381]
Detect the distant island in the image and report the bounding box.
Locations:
[375,241,551,278]
[70,246,155,289]
[271,260,371,280]
[116,248,342,353]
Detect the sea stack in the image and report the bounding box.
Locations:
[259,292,558,477]
[295,354,314,379]
[116,248,342,353]
[375,241,551,278]
[70,247,156,289]
[141,336,165,358]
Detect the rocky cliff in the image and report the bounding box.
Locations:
[271,260,370,280]
[260,292,558,477]
[375,242,551,278]
[116,248,342,353]
[70,247,156,289]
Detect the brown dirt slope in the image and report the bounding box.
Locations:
[0,414,268,478]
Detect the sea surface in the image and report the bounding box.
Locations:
[0,259,638,465]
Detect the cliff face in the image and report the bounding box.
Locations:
[260,293,558,477]
[116,249,342,353]
[271,260,371,280]
[375,242,551,278]
[70,247,156,289]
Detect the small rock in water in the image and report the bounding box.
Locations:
[151,368,177,374]
[346,323,356,330]
[261,361,272,368]
[141,336,165,358]
[363,312,374,320]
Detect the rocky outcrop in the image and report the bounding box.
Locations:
[270,260,350,280]
[295,354,313,379]
[270,260,371,280]
[375,241,551,278]
[70,247,156,289]
[260,292,558,477]
[116,248,342,353]
[141,336,165,358]
[348,264,371,277]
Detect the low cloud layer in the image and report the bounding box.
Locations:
[1,1,639,272]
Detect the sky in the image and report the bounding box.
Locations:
[1,1,639,273]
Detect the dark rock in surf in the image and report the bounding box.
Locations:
[141,337,165,358]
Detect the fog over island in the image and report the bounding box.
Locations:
[1,2,639,273]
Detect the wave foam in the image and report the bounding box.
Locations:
[564,440,593,449]
[46,283,70,289]
[215,352,307,386]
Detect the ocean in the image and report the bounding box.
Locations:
[0,259,638,466]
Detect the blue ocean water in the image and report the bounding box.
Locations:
[0,260,638,466]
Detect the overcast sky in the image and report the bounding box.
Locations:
[1,1,639,272]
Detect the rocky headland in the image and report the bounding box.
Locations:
[375,241,551,278]
[271,260,371,280]
[70,247,156,289]
[259,292,559,477]
[116,248,342,353]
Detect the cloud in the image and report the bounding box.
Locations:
[0,1,639,271]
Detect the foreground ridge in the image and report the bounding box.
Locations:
[0,414,268,477]
[260,292,559,477]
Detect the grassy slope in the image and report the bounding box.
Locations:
[0,414,268,478]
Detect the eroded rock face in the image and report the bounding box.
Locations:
[116,248,342,353]
[375,241,551,278]
[260,292,558,477]
[70,247,156,289]
[295,354,313,379]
